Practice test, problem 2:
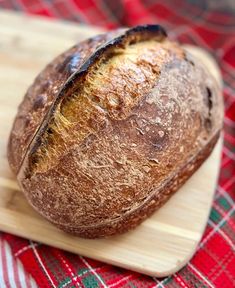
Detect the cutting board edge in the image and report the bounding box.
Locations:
[0,139,222,277]
[0,11,224,277]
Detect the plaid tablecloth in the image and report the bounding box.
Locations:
[0,0,235,287]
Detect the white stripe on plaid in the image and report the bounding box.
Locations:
[208,218,235,250]
[211,203,235,251]
[61,266,100,288]
[174,274,189,288]
[214,201,235,226]
[0,237,37,288]
[61,265,105,288]
[0,238,8,288]
[79,256,108,288]
[108,274,133,287]
[19,258,37,288]
[216,186,234,206]
[198,203,235,250]
[61,276,79,288]
[153,276,171,288]
[15,243,40,257]
[223,146,235,161]
[6,240,20,288]
[56,251,81,288]
[222,176,235,191]
[30,240,57,288]
[153,261,215,288]
[188,263,214,288]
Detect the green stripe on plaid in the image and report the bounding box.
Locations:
[82,274,100,288]
[210,207,222,223]
[77,267,90,276]
[57,267,96,288]
[219,197,233,211]
[58,277,71,288]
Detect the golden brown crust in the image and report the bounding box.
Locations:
[55,131,220,238]
[7,31,120,174]
[8,25,223,238]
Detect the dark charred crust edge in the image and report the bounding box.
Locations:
[17,24,167,176]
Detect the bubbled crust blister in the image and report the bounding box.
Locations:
[8,25,223,238]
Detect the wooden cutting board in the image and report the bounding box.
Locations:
[0,11,222,277]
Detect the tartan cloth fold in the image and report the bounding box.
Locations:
[1,0,235,287]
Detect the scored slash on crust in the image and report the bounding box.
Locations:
[18,24,167,176]
[10,24,223,238]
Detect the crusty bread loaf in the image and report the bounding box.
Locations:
[8,25,223,238]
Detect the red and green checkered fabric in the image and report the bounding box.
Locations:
[1,0,235,287]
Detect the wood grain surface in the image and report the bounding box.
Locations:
[0,10,222,277]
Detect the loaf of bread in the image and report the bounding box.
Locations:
[8,25,223,238]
